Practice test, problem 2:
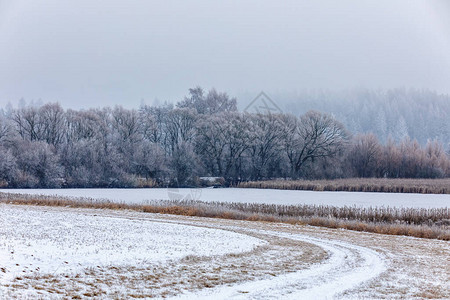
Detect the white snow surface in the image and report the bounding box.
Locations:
[1,187,449,208]
[0,205,264,286]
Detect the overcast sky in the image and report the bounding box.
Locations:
[1,0,449,109]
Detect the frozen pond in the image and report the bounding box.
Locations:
[1,188,449,209]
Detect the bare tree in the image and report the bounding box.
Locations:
[0,147,17,186]
[176,86,205,113]
[112,106,142,145]
[133,141,167,181]
[11,106,43,141]
[170,141,199,185]
[14,140,64,187]
[139,105,170,144]
[177,87,237,114]
[195,112,252,181]
[164,108,198,153]
[0,114,13,143]
[65,109,102,143]
[204,89,237,114]
[39,103,66,147]
[399,137,423,178]
[380,137,401,178]
[247,113,284,180]
[283,111,348,178]
[347,133,382,177]
[111,106,143,169]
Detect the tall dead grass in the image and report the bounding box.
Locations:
[238,178,450,194]
[1,192,448,241]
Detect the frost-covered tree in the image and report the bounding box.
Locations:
[283,111,348,178]
[132,141,167,182]
[170,142,200,185]
[13,141,63,187]
[247,113,284,180]
[347,134,382,177]
[12,106,43,141]
[177,87,237,115]
[195,112,252,180]
[39,103,66,147]
[164,108,198,153]
[0,147,18,187]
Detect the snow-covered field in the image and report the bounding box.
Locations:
[0,205,262,274]
[0,204,264,298]
[1,187,449,208]
[1,204,449,299]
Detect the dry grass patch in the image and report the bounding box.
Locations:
[238,178,450,194]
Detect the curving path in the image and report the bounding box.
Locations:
[1,204,448,299]
[171,225,386,299]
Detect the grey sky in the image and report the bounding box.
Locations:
[1,0,449,109]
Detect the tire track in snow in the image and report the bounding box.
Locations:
[173,227,386,299]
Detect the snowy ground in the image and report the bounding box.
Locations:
[1,187,449,208]
[1,204,449,299]
[0,204,264,298]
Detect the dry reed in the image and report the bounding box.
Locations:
[238,178,450,194]
[1,192,448,241]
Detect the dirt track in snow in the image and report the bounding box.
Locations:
[1,204,449,299]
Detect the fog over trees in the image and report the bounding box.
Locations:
[0,87,449,188]
[282,88,450,145]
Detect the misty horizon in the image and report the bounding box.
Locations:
[1,0,450,109]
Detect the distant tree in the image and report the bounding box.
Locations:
[164,108,198,153]
[379,137,402,178]
[0,147,18,186]
[111,106,143,172]
[59,139,97,187]
[204,89,237,114]
[111,106,142,145]
[394,116,409,142]
[195,112,252,181]
[139,105,170,144]
[399,138,423,178]
[13,141,63,187]
[12,106,43,141]
[423,139,449,178]
[283,111,349,178]
[176,87,205,114]
[247,113,284,180]
[39,103,66,147]
[177,87,237,114]
[170,142,199,185]
[347,134,382,177]
[133,141,167,181]
[0,114,13,144]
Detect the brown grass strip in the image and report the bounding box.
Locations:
[238,178,450,194]
[0,192,448,241]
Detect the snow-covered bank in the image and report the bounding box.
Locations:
[1,187,449,208]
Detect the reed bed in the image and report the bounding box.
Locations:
[1,192,448,241]
[238,178,450,194]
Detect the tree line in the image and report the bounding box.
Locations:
[0,87,449,188]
